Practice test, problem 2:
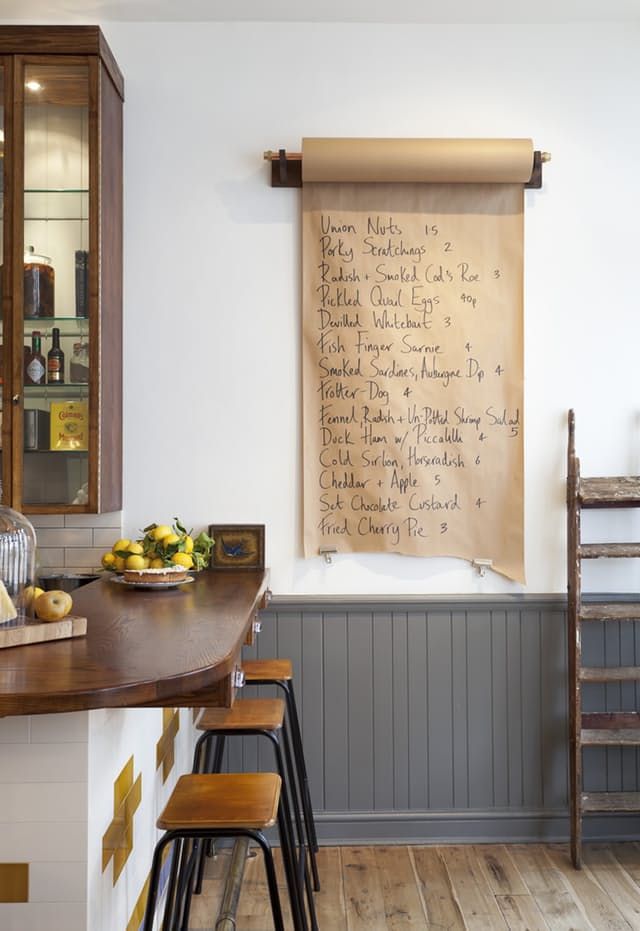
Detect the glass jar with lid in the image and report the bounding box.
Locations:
[24,245,55,318]
[0,506,37,623]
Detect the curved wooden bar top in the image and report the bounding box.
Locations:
[0,569,269,717]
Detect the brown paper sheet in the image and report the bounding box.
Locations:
[302,171,524,582]
[302,137,534,184]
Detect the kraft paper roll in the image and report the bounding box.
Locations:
[302,137,534,184]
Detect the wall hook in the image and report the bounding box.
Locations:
[319,546,338,565]
[472,558,493,578]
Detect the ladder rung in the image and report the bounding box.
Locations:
[582,712,640,729]
[581,728,640,745]
[582,791,640,812]
[579,543,640,559]
[579,603,640,621]
[579,476,640,507]
[580,666,640,682]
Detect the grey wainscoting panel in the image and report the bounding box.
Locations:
[238,596,640,843]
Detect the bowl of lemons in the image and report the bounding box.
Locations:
[101,519,214,573]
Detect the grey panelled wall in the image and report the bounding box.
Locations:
[233,596,640,844]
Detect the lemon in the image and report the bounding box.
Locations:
[126,554,147,570]
[152,525,172,542]
[162,533,180,547]
[112,538,130,553]
[150,557,165,569]
[102,552,116,569]
[172,552,193,569]
[128,542,144,556]
[21,585,45,608]
[183,535,194,554]
[114,555,127,572]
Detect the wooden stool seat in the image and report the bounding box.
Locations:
[243,658,293,682]
[197,697,285,733]
[157,773,281,831]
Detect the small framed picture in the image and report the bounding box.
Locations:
[208,524,265,571]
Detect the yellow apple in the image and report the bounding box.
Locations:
[21,585,45,610]
[34,589,73,622]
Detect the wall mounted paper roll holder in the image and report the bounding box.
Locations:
[263,148,550,189]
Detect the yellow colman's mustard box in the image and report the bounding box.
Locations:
[50,401,88,451]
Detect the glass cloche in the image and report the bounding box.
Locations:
[0,506,37,624]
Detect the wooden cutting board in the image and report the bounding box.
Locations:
[0,615,87,649]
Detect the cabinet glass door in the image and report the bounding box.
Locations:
[22,63,90,507]
[0,65,4,501]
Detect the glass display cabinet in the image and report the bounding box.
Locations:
[0,26,123,513]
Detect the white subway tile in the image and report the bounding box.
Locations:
[0,742,87,783]
[0,715,30,743]
[0,782,87,823]
[36,548,65,569]
[92,528,118,547]
[65,512,122,529]
[38,529,93,548]
[0,902,86,930]
[0,821,86,860]
[30,712,88,744]
[30,515,66,529]
[64,548,103,568]
[29,861,86,903]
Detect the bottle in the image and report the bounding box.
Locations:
[47,327,65,384]
[70,341,89,384]
[24,331,46,386]
[23,246,54,318]
[75,250,88,318]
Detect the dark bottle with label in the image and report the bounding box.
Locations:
[47,327,65,384]
[24,331,46,386]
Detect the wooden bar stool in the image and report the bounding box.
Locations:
[242,659,320,859]
[142,772,295,931]
[193,698,318,931]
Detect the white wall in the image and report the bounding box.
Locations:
[101,21,640,595]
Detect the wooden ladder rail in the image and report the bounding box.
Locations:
[567,408,583,868]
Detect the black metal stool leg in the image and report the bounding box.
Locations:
[143,832,175,931]
[281,680,320,855]
[282,720,320,926]
[252,828,286,931]
[282,711,320,893]
[145,828,288,931]
[264,730,313,931]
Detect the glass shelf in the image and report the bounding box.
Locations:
[24,449,88,455]
[24,188,89,194]
[24,384,88,399]
[23,317,89,324]
[25,189,89,222]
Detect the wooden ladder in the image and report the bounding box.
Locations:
[567,409,640,868]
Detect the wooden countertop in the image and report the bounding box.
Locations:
[0,569,269,717]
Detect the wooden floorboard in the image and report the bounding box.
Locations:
[411,846,466,930]
[188,842,640,930]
